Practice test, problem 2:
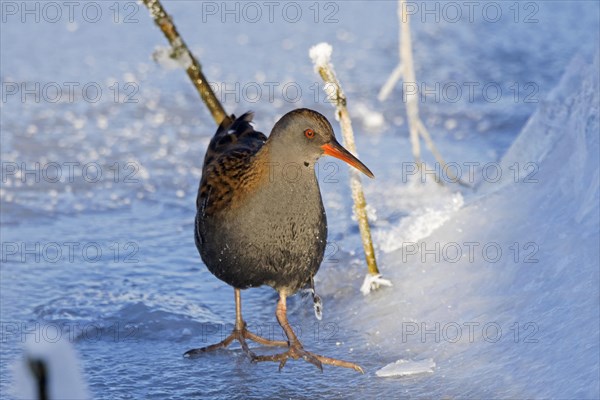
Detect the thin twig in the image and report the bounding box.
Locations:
[379,0,470,187]
[398,0,422,168]
[377,63,403,103]
[417,120,469,186]
[141,0,230,126]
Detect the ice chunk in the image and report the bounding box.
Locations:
[376,359,436,378]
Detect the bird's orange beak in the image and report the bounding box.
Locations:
[321,139,374,178]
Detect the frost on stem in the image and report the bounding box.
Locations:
[309,42,387,291]
[360,273,393,296]
[313,292,323,320]
[309,42,333,72]
[141,0,229,125]
[152,37,193,70]
[302,287,323,320]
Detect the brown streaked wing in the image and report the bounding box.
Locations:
[197,112,268,215]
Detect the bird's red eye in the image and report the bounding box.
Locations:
[304,129,315,139]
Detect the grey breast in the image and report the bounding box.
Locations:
[217,168,328,292]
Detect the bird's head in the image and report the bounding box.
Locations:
[270,108,374,178]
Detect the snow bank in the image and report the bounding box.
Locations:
[355,53,599,397]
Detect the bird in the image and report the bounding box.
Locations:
[184,108,373,372]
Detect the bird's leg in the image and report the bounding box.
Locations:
[184,288,287,359]
[251,293,364,373]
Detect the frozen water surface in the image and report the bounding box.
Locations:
[1,1,599,398]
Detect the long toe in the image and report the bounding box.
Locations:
[250,352,287,364]
[184,342,227,358]
[301,351,323,372]
[244,330,288,347]
[287,345,323,372]
[183,330,237,358]
[313,354,364,373]
[238,335,257,359]
[250,346,324,372]
[184,347,210,359]
[277,358,288,372]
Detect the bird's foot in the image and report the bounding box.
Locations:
[183,323,287,359]
[251,342,364,373]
